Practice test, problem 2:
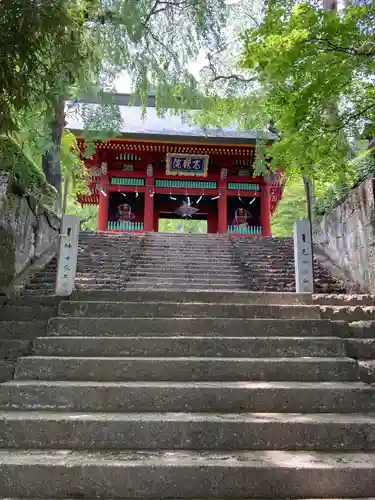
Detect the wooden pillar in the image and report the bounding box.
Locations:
[98,175,109,232]
[217,186,227,234]
[207,212,217,234]
[261,183,272,237]
[144,164,154,232]
[153,211,159,232]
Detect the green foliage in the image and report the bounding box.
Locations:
[199,0,375,181]
[272,178,307,236]
[0,136,55,206]
[314,149,375,218]
[158,219,207,233]
[61,131,90,195]
[66,200,98,231]
[0,0,100,134]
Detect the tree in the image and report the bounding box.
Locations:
[2,0,227,213]
[199,0,375,182]
[0,0,98,134]
[272,179,307,236]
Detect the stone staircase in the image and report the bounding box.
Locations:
[232,236,346,293]
[21,231,345,295]
[1,290,375,496]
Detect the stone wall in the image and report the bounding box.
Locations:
[0,173,60,294]
[313,177,375,293]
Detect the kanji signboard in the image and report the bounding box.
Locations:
[166,153,209,177]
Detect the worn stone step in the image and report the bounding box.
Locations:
[1,411,375,451]
[0,306,56,322]
[124,283,249,290]
[33,336,346,358]
[74,284,248,292]
[128,270,244,278]
[314,294,375,306]
[347,339,375,359]
[76,265,240,273]
[70,290,313,305]
[14,356,358,382]
[1,380,373,413]
[47,317,333,337]
[0,340,31,359]
[5,297,62,307]
[0,322,46,340]
[25,283,55,291]
[78,277,245,286]
[58,301,322,320]
[321,307,375,322]
[0,449,375,497]
[19,290,54,297]
[0,361,15,382]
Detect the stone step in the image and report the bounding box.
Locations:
[5,297,62,307]
[77,263,241,272]
[33,336,346,358]
[0,306,56,322]
[347,339,375,359]
[321,307,375,322]
[0,322,46,340]
[25,283,55,291]
[0,361,15,382]
[78,277,246,286]
[1,380,373,413]
[1,411,375,451]
[314,294,375,306]
[47,317,333,337]
[124,283,249,290]
[14,356,358,382]
[130,268,244,276]
[75,283,248,292]
[0,340,31,359]
[58,301,322,320]
[70,290,314,305]
[19,290,54,297]
[0,449,374,497]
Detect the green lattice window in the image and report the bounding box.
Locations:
[228,225,262,235]
[155,179,217,189]
[108,221,144,230]
[111,177,145,186]
[227,182,260,191]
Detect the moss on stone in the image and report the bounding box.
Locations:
[0,225,15,293]
[0,136,56,206]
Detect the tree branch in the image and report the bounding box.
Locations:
[327,102,375,133]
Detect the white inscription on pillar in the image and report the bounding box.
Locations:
[293,219,314,293]
[55,215,80,296]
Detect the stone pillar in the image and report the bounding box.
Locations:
[55,214,80,296]
[294,219,314,293]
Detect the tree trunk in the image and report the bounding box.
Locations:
[62,176,69,215]
[42,98,65,215]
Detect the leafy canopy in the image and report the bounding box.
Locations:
[200,0,375,181]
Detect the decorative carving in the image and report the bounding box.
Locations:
[100,162,108,175]
[146,164,153,177]
[220,168,228,180]
[90,166,101,178]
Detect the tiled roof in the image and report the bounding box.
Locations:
[66,102,276,143]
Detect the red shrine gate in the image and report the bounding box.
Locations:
[77,138,284,236]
